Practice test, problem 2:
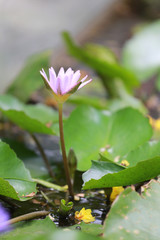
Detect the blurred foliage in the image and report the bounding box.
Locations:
[62,32,139,97]
[0,94,57,134]
[63,32,148,113]
[122,20,160,82]
[6,50,51,102]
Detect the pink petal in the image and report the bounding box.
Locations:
[49,67,57,79]
[63,81,81,95]
[66,68,74,81]
[56,77,62,94]
[78,79,92,90]
[49,68,57,93]
[58,67,65,79]
[71,70,81,85]
[40,69,48,81]
[80,75,88,83]
[60,75,69,94]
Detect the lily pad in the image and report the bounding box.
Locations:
[0,140,36,200]
[0,178,19,200]
[64,105,110,171]
[70,222,103,236]
[121,140,160,167]
[2,216,56,240]
[104,181,160,239]
[82,157,160,189]
[64,106,152,171]
[0,94,57,134]
[51,229,101,240]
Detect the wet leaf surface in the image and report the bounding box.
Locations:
[104,181,160,240]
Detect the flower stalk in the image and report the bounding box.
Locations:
[58,103,74,198]
[40,67,92,199]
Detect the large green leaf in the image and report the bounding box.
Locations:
[64,106,152,171]
[6,51,51,102]
[122,20,160,81]
[0,94,57,134]
[122,140,160,167]
[63,32,139,91]
[69,222,103,236]
[64,105,110,171]
[104,181,160,240]
[82,157,160,189]
[51,230,100,240]
[103,107,152,158]
[0,140,36,200]
[2,217,56,240]
[3,217,100,240]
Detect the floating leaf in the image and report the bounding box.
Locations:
[83,157,160,189]
[0,94,57,134]
[0,140,36,200]
[121,140,160,167]
[70,222,103,236]
[103,107,152,158]
[64,106,152,171]
[122,20,160,81]
[104,181,160,239]
[51,229,101,240]
[0,177,19,200]
[2,216,56,240]
[6,50,51,102]
[64,105,110,171]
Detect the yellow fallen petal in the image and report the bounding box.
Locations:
[75,208,95,223]
[110,187,124,202]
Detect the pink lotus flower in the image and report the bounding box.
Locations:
[40,67,92,103]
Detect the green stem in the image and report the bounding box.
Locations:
[31,134,55,180]
[33,178,67,192]
[6,211,49,225]
[58,103,74,198]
